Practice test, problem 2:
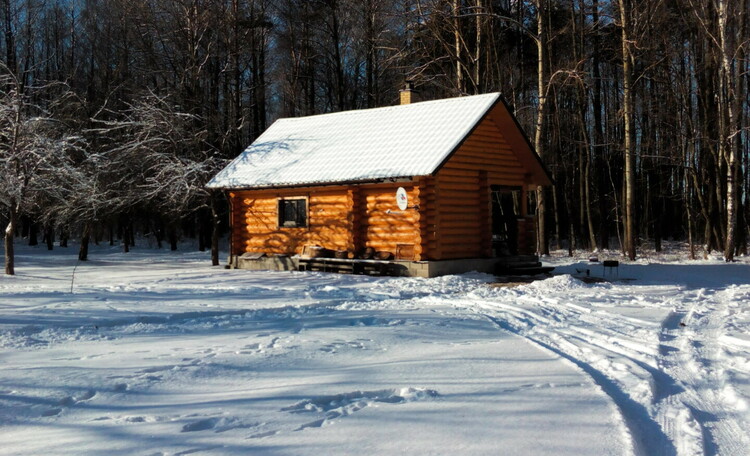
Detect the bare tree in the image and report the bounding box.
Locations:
[0,70,83,273]
[88,91,226,261]
[617,0,636,260]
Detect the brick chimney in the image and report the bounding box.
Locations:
[399,80,419,105]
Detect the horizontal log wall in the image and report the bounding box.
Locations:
[432,114,526,260]
[359,185,421,259]
[229,183,423,260]
[230,188,353,256]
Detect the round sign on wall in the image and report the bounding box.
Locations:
[396,187,408,211]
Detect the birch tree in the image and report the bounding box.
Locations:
[715,0,744,261]
[533,0,549,255]
[617,0,636,260]
[684,0,748,260]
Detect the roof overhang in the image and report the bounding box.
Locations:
[488,96,553,187]
[218,176,417,192]
[427,94,552,187]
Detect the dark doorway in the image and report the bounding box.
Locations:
[491,186,521,256]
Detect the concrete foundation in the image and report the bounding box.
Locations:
[228,254,501,278]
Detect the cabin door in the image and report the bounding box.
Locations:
[491,186,521,256]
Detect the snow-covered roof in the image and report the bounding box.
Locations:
[207,93,504,189]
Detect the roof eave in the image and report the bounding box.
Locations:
[208,176,417,192]
[494,94,554,186]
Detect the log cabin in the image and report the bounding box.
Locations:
[207,90,552,277]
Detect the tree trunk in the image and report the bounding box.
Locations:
[45,225,54,250]
[365,0,375,107]
[5,205,17,275]
[686,167,696,260]
[718,0,740,261]
[198,212,207,252]
[129,220,135,248]
[155,220,163,249]
[122,216,130,253]
[210,193,220,266]
[169,223,178,251]
[534,0,549,255]
[575,89,597,251]
[28,222,38,246]
[79,223,91,261]
[329,0,345,111]
[473,0,482,94]
[583,135,597,251]
[592,0,608,249]
[2,0,17,73]
[552,182,561,251]
[453,0,463,93]
[618,0,636,260]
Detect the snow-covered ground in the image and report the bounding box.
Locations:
[1,244,749,455]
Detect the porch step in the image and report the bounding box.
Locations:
[495,255,540,265]
[498,266,555,276]
[495,256,554,276]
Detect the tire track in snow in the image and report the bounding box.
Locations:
[474,305,672,456]
[656,289,750,456]
[654,310,703,456]
[457,280,750,456]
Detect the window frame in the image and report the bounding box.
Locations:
[277,196,309,229]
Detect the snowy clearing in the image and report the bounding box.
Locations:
[1,245,749,455]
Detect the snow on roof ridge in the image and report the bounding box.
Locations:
[275,92,500,123]
[207,92,502,189]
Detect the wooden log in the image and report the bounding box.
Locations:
[438,226,482,234]
[438,222,482,231]
[310,201,350,209]
[361,224,419,233]
[460,138,514,149]
[437,168,485,178]
[458,145,514,157]
[364,193,415,204]
[441,166,524,177]
[364,216,419,225]
[438,171,480,180]
[447,156,524,168]
[469,124,504,136]
[364,233,419,243]
[448,149,520,160]
[431,205,478,214]
[438,184,480,192]
[455,151,518,164]
[363,241,403,250]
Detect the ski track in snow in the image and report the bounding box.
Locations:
[453,274,750,456]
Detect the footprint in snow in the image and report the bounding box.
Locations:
[180,416,257,433]
[181,417,221,432]
[248,430,278,439]
[43,389,98,416]
[42,408,62,417]
[76,390,96,401]
[283,387,438,431]
[320,340,368,352]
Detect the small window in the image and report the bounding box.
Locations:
[278,198,307,228]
